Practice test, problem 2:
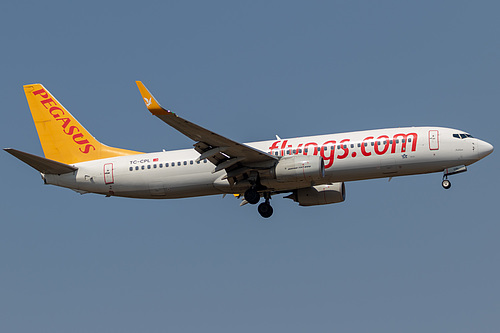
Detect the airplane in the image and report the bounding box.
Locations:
[5,82,494,218]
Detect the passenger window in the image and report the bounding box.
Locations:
[357,143,361,148]
[204,159,207,163]
[190,160,193,165]
[135,166,139,170]
[299,149,303,153]
[178,162,181,166]
[153,164,157,168]
[183,161,187,166]
[351,144,354,149]
[129,167,133,171]
[147,165,151,169]
[371,142,374,146]
[408,138,412,142]
[141,165,145,170]
[160,163,163,168]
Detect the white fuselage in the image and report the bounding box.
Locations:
[43,127,492,199]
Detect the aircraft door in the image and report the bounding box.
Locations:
[429,130,439,150]
[104,163,114,184]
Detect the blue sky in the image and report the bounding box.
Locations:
[1,1,499,332]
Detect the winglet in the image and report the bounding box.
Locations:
[136,81,170,115]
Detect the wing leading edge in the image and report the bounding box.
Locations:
[135,81,278,177]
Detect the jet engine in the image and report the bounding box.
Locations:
[286,182,346,206]
[272,155,324,183]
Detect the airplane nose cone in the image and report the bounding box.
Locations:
[479,140,494,159]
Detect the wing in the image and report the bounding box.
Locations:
[136,81,278,176]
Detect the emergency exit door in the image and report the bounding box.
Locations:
[104,163,114,184]
[429,130,439,150]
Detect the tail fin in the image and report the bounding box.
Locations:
[24,84,142,164]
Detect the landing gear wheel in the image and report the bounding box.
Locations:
[258,202,273,218]
[244,188,260,205]
[442,179,451,189]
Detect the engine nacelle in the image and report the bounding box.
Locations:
[272,155,325,183]
[286,182,346,206]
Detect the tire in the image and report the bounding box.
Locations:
[244,188,260,205]
[442,179,451,189]
[258,202,273,218]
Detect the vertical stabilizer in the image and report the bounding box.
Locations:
[24,84,142,164]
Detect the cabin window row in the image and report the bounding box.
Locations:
[129,159,208,171]
[271,139,411,156]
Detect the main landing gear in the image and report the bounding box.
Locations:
[258,201,273,218]
[244,187,260,205]
[244,188,273,218]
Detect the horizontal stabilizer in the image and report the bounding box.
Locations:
[4,148,78,174]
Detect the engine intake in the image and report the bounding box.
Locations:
[286,182,346,206]
[273,155,324,183]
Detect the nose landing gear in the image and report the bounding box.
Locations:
[441,165,467,189]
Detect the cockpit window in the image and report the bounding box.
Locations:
[453,133,474,139]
